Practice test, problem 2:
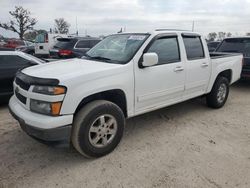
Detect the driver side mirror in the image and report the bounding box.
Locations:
[142,53,158,67]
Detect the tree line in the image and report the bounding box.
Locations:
[0,6,70,40]
[207,31,250,42]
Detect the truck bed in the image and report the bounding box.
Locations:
[210,52,241,59]
[209,52,243,85]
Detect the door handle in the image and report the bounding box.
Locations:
[174,66,184,72]
[201,62,209,67]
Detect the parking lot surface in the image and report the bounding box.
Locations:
[0,82,250,188]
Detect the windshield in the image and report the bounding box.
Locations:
[85,34,149,64]
[216,38,250,57]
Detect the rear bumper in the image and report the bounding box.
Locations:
[8,96,73,141]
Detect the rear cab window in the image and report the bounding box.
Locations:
[35,33,48,43]
[182,34,205,60]
[54,38,76,49]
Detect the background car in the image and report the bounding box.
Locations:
[215,37,250,79]
[0,51,45,99]
[207,41,221,52]
[49,37,101,59]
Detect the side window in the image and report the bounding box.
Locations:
[0,55,30,66]
[90,40,100,47]
[183,36,205,60]
[147,37,180,65]
[75,40,90,48]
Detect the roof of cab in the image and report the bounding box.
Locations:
[120,29,201,36]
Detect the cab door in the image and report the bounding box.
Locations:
[181,34,211,100]
[134,34,186,114]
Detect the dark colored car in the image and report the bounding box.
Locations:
[0,51,44,98]
[216,37,250,79]
[49,37,101,59]
[207,41,221,52]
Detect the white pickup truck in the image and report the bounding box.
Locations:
[9,30,243,158]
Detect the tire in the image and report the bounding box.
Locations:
[206,76,229,109]
[71,100,125,158]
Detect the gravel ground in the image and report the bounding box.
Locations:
[0,81,250,188]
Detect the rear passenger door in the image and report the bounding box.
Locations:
[0,55,31,94]
[182,34,211,99]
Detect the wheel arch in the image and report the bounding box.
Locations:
[74,89,128,118]
[217,69,232,83]
[207,69,233,93]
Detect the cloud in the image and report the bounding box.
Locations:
[1,0,250,38]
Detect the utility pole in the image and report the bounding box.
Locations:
[76,16,78,36]
[192,21,195,32]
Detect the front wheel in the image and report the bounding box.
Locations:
[71,100,125,158]
[206,76,229,109]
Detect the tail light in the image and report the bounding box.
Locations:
[242,58,245,67]
[59,49,73,56]
[45,34,48,43]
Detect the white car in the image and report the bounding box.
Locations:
[9,30,243,157]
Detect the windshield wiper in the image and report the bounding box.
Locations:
[83,54,123,64]
[90,56,112,61]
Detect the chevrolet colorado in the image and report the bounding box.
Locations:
[9,30,243,158]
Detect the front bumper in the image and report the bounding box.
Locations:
[9,96,73,141]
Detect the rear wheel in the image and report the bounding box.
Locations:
[71,100,125,158]
[206,76,229,109]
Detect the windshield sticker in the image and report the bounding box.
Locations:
[128,35,146,41]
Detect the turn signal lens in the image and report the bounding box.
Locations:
[51,102,62,116]
[242,58,245,67]
[54,87,66,95]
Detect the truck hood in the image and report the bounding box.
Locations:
[22,58,123,83]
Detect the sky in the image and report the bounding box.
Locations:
[1,0,250,38]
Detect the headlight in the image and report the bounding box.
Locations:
[33,86,66,95]
[30,99,62,116]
